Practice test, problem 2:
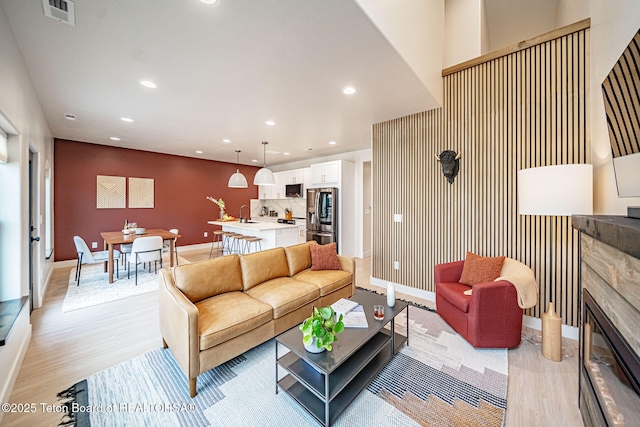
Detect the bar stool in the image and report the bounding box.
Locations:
[222,232,236,255]
[224,232,244,255]
[209,230,224,258]
[240,236,255,254]
[244,236,263,254]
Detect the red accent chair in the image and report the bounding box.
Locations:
[435,260,523,348]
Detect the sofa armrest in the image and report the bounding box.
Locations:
[159,268,200,380]
[337,255,356,296]
[468,279,522,328]
[434,260,465,284]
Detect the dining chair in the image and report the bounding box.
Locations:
[120,243,132,269]
[128,236,163,286]
[162,228,179,265]
[74,236,121,286]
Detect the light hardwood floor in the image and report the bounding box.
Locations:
[2,248,584,426]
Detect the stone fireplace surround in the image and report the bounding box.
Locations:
[573,215,640,427]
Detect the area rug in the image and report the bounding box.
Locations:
[61,256,189,312]
[57,304,508,426]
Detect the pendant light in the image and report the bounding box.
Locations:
[253,141,275,185]
[228,150,248,188]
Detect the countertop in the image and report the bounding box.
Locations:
[208,220,300,231]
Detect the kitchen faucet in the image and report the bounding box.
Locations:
[239,205,249,223]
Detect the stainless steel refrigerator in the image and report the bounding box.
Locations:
[306,187,338,250]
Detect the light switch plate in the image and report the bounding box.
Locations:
[393,214,402,223]
[91,242,97,249]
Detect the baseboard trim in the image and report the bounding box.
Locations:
[370,276,578,340]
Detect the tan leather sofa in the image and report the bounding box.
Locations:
[159,241,355,397]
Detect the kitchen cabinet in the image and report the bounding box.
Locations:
[285,168,305,185]
[258,184,272,200]
[310,161,339,185]
[259,172,286,199]
[298,225,307,244]
[273,171,286,199]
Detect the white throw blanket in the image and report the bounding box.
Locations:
[463,257,538,309]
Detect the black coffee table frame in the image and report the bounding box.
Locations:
[275,290,409,426]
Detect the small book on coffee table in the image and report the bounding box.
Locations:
[341,305,368,328]
[331,298,358,318]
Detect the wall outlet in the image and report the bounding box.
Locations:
[394,261,400,270]
[204,231,208,238]
[393,214,402,223]
[91,242,97,249]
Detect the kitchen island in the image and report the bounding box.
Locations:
[208,220,300,253]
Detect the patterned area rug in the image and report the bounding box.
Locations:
[57,304,508,426]
[62,255,188,312]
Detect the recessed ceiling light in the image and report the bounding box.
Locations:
[284,152,290,155]
[329,141,337,145]
[198,0,220,5]
[265,120,275,126]
[223,139,231,144]
[65,114,76,121]
[110,137,120,141]
[121,117,133,122]
[343,87,356,95]
[252,159,258,163]
[196,150,204,154]
[139,80,157,88]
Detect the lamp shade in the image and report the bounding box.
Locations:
[228,169,248,188]
[253,167,275,185]
[518,164,593,216]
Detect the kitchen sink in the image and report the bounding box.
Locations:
[238,220,258,223]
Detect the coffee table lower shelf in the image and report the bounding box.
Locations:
[277,330,407,426]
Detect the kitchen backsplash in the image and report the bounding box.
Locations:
[250,198,306,219]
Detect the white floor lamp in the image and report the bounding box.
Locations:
[518,164,593,360]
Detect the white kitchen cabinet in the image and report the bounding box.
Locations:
[298,225,307,244]
[273,171,286,199]
[310,161,340,185]
[258,184,272,200]
[285,168,305,185]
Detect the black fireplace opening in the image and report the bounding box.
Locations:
[580,290,640,427]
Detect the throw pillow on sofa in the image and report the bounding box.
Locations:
[459,251,505,285]
[310,242,341,271]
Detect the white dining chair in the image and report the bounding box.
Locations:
[74,236,121,286]
[162,228,179,265]
[127,236,163,286]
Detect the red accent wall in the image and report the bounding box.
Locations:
[54,139,259,261]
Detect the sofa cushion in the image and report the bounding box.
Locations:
[293,269,352,296]
[310,242,342,271]
[459,252,505,285]
[437,282,472,313]
[285,241,316,276]
[240,247,291,291]
[173,255,243,303]
[245,277,320,318]
[196,292,273,350]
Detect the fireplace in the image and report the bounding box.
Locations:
[580,290,640,426]
[573,215,640,427]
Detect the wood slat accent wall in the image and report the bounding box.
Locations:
[602,29,640,157]
[372,26,589,326]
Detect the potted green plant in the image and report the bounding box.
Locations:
[300,306,345,353]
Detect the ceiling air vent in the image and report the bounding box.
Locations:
[42,0,75,27]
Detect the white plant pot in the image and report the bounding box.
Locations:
[304,337,326,353]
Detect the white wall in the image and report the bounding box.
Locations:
[355,0,445,105]
[0,2,54,413]
[272,148,372,258]
[588,0,640,213]
[444,0,483,68]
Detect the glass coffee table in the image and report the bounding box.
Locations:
[275,290,409,426]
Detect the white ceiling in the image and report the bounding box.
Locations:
[1,0,436,166]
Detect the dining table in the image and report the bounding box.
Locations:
[100,228,181,284]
